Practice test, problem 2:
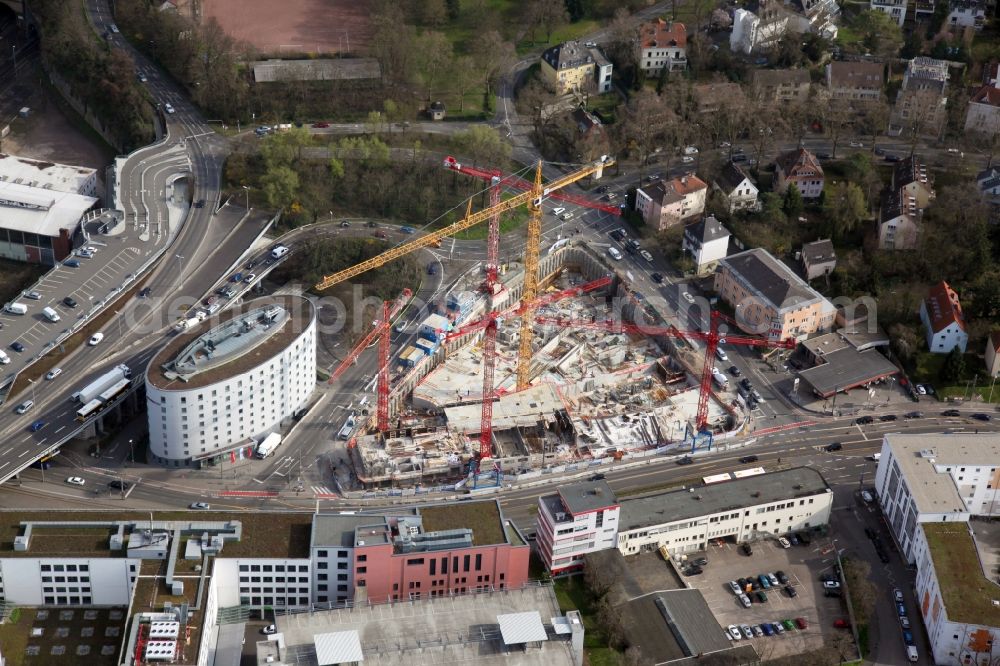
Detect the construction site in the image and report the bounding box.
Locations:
[315,157,776,489]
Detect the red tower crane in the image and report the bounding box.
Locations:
[328,288,412,432]
[443,156,623,216]
[534,311,796,431]
[443,275,613,461]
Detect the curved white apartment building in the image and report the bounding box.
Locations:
[145,296,316,466]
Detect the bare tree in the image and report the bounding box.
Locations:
[596,596,627,649]
[618,90,677,181]
[472,31,517,102]
[583,552,618,597]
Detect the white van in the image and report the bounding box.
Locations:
[607,247,623,261]
[0,350,9,364]
[42,307,60,323]
[906,646,918,662]
[5,302,27,315]
[271,245,290,259]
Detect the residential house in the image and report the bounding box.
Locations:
[825,61,885,102]
[692,82,746,115]
[638,19,687,74]
[893,156,934,208]
[713,161,760,213]
[635,175,708,229]
[946,0,986,28]
[801,239,836,280]
[774,148,824,199]
[964,85,1000,137]
[682,215,731,274]
[870,0,907,25]
[540,41,613,96]
[751,68,812,103]
[985,331,1000,377]
[877,188,920,249]
[890,57,950,137]
[714,248,836,341]
[786,0,841,37]
[730,0,790,53]
[919,281,968,354]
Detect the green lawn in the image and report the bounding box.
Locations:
[517,19,603,55]
[553,578,623,666]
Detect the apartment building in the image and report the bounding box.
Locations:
[873,433,1000,665]
[536,480,621,573]
[825,61,886,102]
[730,0,790,53]
[920,281,968,354]
[891,57,950,137]
[635,175,708,229]
[638,18,687,74]
[751,68,811,103]
[714,248,836,341]
[616,468,833,556]
[870,0,907,25]
[682,215,731,274]
[540,41,613,95]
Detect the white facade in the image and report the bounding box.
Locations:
[870,0,907,25]
[617,480,833,556]
[686,234,730,271]
[920,300,968,354]
[146,298,317,465]
[213,557,314,611]
[730,7,788,54]
[0,153,99,198]
[682,219,731,273]
[0,558,139,606]
[947,0,986,28]
[536,482,621,573]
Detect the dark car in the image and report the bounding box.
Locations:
[589,473,606,481]
[740,378,753,391]
[877,548,891,564]
[10,341,25,353]
[312,122,330,128]
[825,442,843,452]
[798,532,811,545]
[824,588,843,598]
[879,414,898,422]
[775,570,788,584]
[691,557,708,566]
[366,220,378,228]
[676,456,693,465]
[864,527,877,540]
[427,263,438,275]
[29,420,46,432]
[755,590,768,603]
[63,259,80,268]
[785,585,797,598]
[651,272,664,284]
[108,480,131,491]
[63,296,78,308]
[855,416,874,425]
[246,260,257,270]
[138,287,152,298]
[740,543,753,556]
[885,154,902,162]
[817,152,833,159]
[194,199,205,208]
[739,455,759,464]
[971,413,992,422]
[942,409,961,417]
[685,565,703,576]
[729,365,742,377]
[904,411,923,419]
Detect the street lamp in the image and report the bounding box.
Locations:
[242,185,250,210]
[27,378,35,404]
[175,254,185,277]
[128,439,135,467]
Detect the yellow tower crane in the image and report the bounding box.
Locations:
[313,156,614,389]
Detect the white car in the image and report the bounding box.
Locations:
[138,73,148,82]
[740,625,753,640]
[900,615,911,629]
[190,502,211,510]
[915,384,927,395]
[861,490,874,503]
[65,477,85,486]
[767,573,779,587]
[164,103,175,114]
[682,291,696,304]
[552,207,566,215]
[243,273,256,283]
[716,348,729,362]
[728,625,742,640]
[752,625,764,637]
[109,24,119,33]
[738,594,751,608]
[88,332,105,346]
[893,588,904,602]
[849,141,863,147]
[45,367,63,380]
[261,624,277,635]
[683,146,699,155]
[681,156,695,164]
[639,249,653,262]
[778,537,791,548]
[728,580,741,595]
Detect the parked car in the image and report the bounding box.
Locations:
[795,617,808,630]
[729,365,742,377]
[784,585,797,598]
[728,625,742,640]
[682,291,695,304]
[855,416,874,425]
[752,624,764,637]
[740,625,753,640]
[728,580,742,595]
[739,455,758,464]
[261,624,277,635]
[740,378,753,391]
[685,565,703,576]
[897,602,907,617]
[10,341,25,353]
[893,588,904,602]
[942,409,961,417]
[772,621,784,634]
[823,581,841,590]
[24,290,41,300]
[833,618,850,629]
[781,619,795,631]
[775,571,788,584]
[861,490,874,503]
[825,588,843,598]
[63,296,78,308]
[797,532,811,545]
[778,537,791,548]
[915,384,927,395]
[651,272,664,284]
[63,258,80,268]
[738,594,751,608]
[681,156,694,164]
[740,543,752,556]
[900,615,911,629]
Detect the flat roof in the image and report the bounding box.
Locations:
[557,481,617,516]
[0,153,96,193]
[498,611,548,644]
[252,58,381,82]
[147,295,313,391]
[315,630,364,665]
[420,501,507,547]
[312,513,397,549]
[719,248,830,314]
[0,180,96,237]
[273,585,575,666]
[922,522,1000,627]
[444,384,564,433]
[883,433,1000,515]
[618,467,829,531]
[798,347,898,397]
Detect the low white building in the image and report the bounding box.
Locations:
[870,0,907,25]
[0,152,99,197]
[682,215,730,274]
[873,433,1000,665]
[615,467,832,557]
[536,480,620,573]
[946,0,986,28]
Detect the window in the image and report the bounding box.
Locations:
[406,558,425,566]
[464,555,471,572]
[475,554,482,571]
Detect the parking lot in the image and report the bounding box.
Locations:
[678,534,853,659]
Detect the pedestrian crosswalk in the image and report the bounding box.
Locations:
[311,486,337,496]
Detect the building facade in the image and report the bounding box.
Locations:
[714,248,836,341]
[540,41,612,95]
[825,61,885,102]
[986,331,1000,377]
[964,85,1000,136]
[801,239,836,281]
[145,296,317,466]
[536,480,621,573]
[919,281,968,354]
[682,215,731,274]
[751,68,811,103]
[878,189,921,250]
[616,468,832,556]
[635,175,707,229]
[774,148,824,198]
[891,57,950,137]
[638,19,687,74]
[946,0,986,28]
[870,0,907,24]
[730,1,789,54]
[713,161,759,213]
[0,181,96,265]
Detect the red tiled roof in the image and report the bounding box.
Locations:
[776,148,823,179]
[925,281,966,334]
[970,85,1000,107]
[639,18,687,49]
[990,330,1000,353]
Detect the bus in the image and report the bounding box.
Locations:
[97,378,130,404]
[76,399,105,422]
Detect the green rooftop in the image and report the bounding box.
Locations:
[922,522,1000,627]
[420,501,507,547]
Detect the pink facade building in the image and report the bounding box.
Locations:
[342,502,530,604]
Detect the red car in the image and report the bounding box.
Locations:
[312,122,330,128]
[373,230,387,239]
[795,617,808,630]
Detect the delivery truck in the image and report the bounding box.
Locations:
[71,364,132,405]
